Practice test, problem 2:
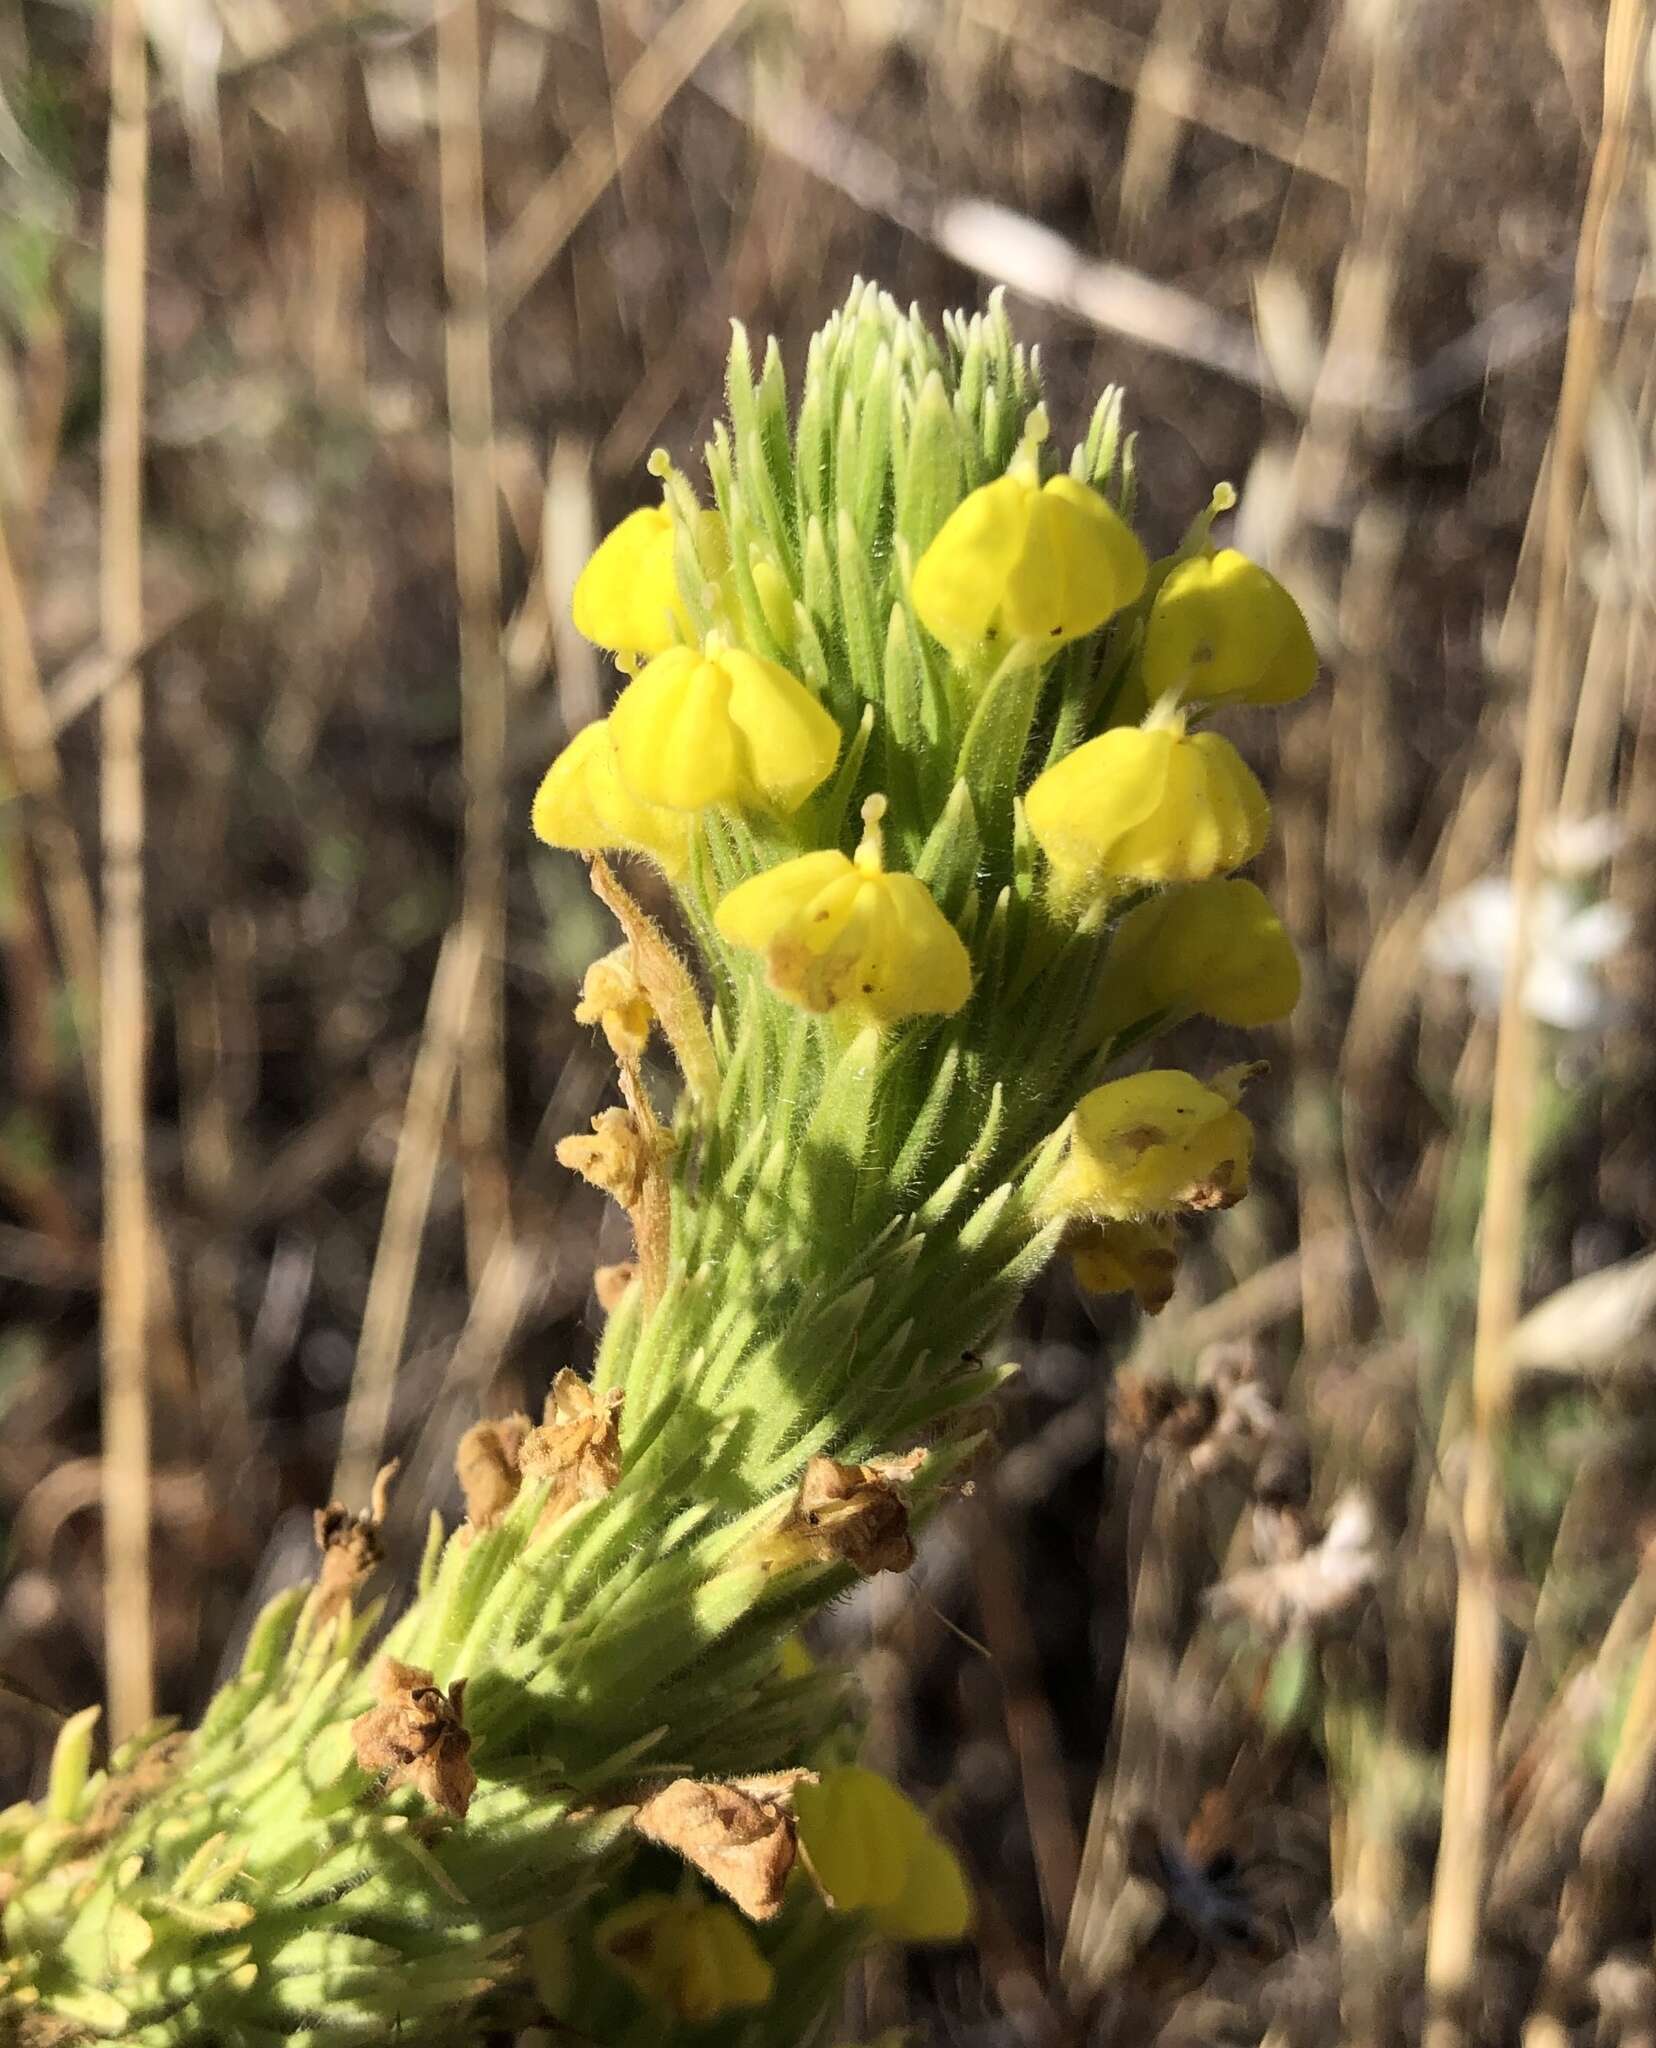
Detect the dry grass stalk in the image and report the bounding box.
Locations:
[491,0,755,321]
[437,0,510,1288]
[1423,1,1648,2037]
[0,516,102,1097]
[332,922,484,1506]
[97,0,154,1746]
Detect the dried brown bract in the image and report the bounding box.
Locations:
[351,1658,476,1819]
[556,1106,651,1210]
[575,944,653,1066]
[773,1449,927,1577]
[306,1459,398,1631]
[520,1368,623,1530]
[455,1412,532,1532]
[632,1771,814,1921]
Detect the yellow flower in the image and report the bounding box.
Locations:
[911,418,1146,657]
[715,798,972,1027]
[1069,1216,1181,1314]
[594,1894,773,2023]
[794,1766,972,1942]
[1049,1069,1254,1222]
[609,642,841,816]
[1141,548,1317,707]
[530,720,692,878]
[1024,715,1269,904]
[1094,879,1301,1037]
[572,507,693,664]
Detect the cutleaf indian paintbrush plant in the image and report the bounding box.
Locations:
[0,284,1313,2046]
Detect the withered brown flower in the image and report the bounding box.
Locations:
[774,1450,927,1577]
[632,1771,814,1922]
[351,1658,476,1819]
[307,1459,398,1631]
[520,1368,623,1530]
[454,1412,532,1532]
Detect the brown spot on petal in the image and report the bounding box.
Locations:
[351,1658,476,1818]
[632,1772,815,1922]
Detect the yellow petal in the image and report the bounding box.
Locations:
[594,1895,772,2023]
[1096,879,1301,1037]
[1004,476,1148,646]
[715,851,856,951]
[1051,1069,1254,1221]
[529,721,691,878]
[1141,548,1317,706]
[913,471,1146,657]
[609,646,840,816]
[871,1830,973,1942]
[796,1767,929,1914]
[571,507,684,660]
[716,853,971,1026]
[1070,1216,1181,1313]
[910,476,1031,653]
[1026,724,1270,904]
[721,649,844,814]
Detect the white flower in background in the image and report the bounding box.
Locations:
[1425,832,1631,1031]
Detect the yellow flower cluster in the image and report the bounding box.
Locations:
[794,1766,972,1941]
[533,500,843,869]
[534,437,1311,1047]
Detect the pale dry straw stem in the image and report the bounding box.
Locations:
[0,515,102,1097]
[1422,3,1647,2039]
[491,0,753,322]
[438,0,511,1285]
[98,0,154,1744]
[333,923,484,1507]
[1522,1608,1656,2047]
[1558,324,1656,819]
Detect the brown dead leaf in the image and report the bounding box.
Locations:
[632,1771,815,1921]
[351,1658,476,1818]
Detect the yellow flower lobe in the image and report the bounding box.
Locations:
[1050,1069,1254,1222]
[608,643,841,815]
[1095,877,1301,1037]
[530,720,692,877]
[1024,718,1269,905]
[715,798,972,1026]
[912,467,1146,658]
[1141,547,1317,707]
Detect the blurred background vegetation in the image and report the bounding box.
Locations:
[2,0,1655,2040]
